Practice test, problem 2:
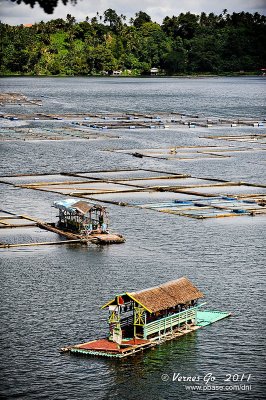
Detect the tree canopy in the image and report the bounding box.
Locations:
[0,10,265,76]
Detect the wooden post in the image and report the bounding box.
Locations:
[133,302,136,338]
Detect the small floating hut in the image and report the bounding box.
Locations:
[0,200,124,248]
[61,277,231,358]
[54,199,109,235]
[53,199,125,244]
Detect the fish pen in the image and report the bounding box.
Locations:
[134,196,266,219]
[203,133,266,143]
[0,126,119,142]
[1,169,265,221]
[1,104,264,131]
[0,92,42,106]
[109,143,266,161]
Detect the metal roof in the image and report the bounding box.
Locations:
[54,199,105,215]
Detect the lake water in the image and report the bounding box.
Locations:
[0,77,265,400]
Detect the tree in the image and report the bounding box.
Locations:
[66,14,76,26]
[175,12,199,39]
[163,38,187,74]
[162,16,179,38]
[188,35,222,73]
[9,0,78,14]
[133,11,151,28]
[104,9,120,29]
[0,10,265,76]
[87,44,116,73]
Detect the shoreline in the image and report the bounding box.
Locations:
[0,72,262,79]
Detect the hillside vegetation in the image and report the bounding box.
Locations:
[0,9,265,76]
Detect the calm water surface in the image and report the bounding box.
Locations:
[0,77,265,399]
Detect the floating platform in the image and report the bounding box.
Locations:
[60,310,231,358]
[88,233,125,244]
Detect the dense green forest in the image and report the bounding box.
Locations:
[0,9,266,76]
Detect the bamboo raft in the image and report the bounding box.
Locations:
[61,310,231,358]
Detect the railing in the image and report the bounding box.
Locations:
[143,303,206,339]
[120,315,134,328]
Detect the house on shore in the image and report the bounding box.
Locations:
[112,70,122,76]
[150,67,159,75]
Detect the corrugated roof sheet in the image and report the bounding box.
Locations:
[54,199,105,214]
[72,201,94,215]
[128,277,204,313]
[54,199,77,209]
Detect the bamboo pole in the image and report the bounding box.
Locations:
[18,180,99,188]
[0,239,82,248]
[0,223,37,228]
[109,174,190,182]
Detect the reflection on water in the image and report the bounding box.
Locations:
[108,333,199,395]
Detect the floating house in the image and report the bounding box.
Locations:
[53,199,125,244]
[54,199,108,235]
[61,277,231,358]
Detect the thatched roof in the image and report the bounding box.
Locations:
[102,277,204,313]
[128,277,204,313]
